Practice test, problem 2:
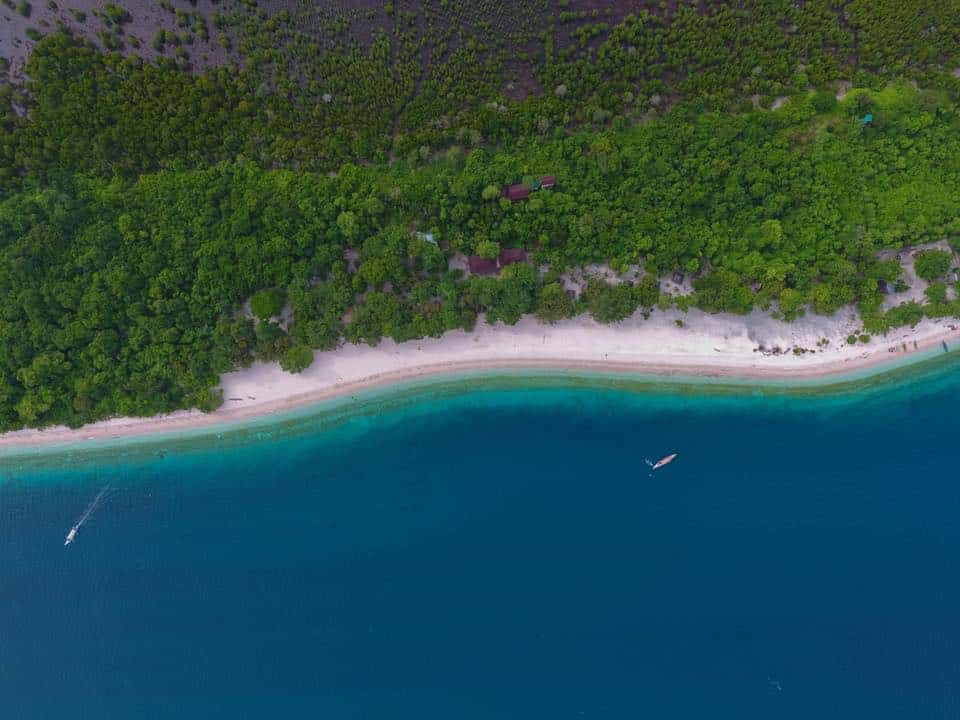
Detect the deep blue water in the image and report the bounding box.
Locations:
[2,366,960,719]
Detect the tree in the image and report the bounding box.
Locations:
[336,211,359,241]
[693,270,754,315]
[213,317,256,371]
[778,288,805,321]
[345,292,410,345]
[193,386,223,413]
[289,280,351,350]
[637,275,660,308]
[487,275,535,325]
[585,279,638,323]
[280,345,314,373]
[810,90,836,113]
[357,257,390,289]
[362,195,385,218]
[476,240,500,259]
[481,184,501,201]
[756,219,783,250]
[254,321,291,361]
[250,287,286,320]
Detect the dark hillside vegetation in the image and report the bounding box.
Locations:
[0,1,959,430]
[3,0,960,180]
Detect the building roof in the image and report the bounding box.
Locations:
[505,184,531,201]
[468,256,499,275]
[540,175,556,188]
[498,248,527,267]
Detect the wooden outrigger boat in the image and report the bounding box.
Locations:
[652,453,678,470]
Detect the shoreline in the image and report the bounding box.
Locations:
[1,308,958,453]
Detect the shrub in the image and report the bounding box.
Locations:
[925,282,947,304]
[885,301,923,328]
[914,249,951,280]
[280,345,314,374]
[535,282,574,323]
[102,3,131,25]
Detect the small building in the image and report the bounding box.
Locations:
[671,271,685,285]
[498,248,527,267]
[468,256,499,275]
[504,183,531,201]
[877,279,894,295]
[416,231,438,246]
[540,175,556,190]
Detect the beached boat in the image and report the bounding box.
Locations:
[652,453,677,470]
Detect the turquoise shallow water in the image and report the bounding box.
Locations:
[2,355,960,718]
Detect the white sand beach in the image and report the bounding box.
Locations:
[1,306,958,451]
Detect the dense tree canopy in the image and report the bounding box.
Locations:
[1,2,960,430]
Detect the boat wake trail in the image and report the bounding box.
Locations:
[64,485,110,546]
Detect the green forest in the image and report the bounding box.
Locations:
[1,0,960,430]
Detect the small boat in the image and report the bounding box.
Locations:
[652,453,678,470]
[64,526,78,546]
[943,340,949,353]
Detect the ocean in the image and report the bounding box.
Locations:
[2,359,960,719]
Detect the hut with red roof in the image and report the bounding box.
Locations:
[504,183,531,202]
[468,256,499,275]
[498,248,527,267]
